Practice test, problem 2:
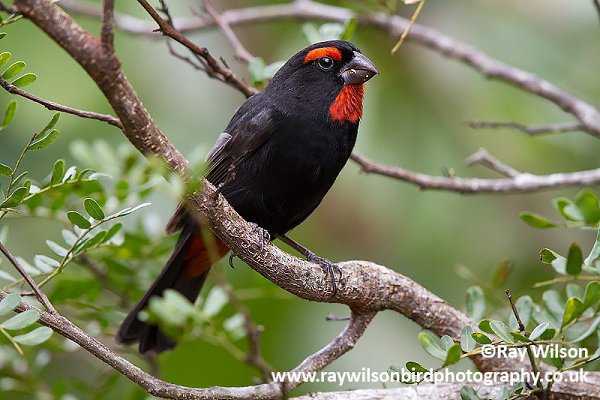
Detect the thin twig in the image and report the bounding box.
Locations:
[200,0,255,64]
[136,0,257,97]
[468,120,584,136]
[0,241,57,314]
[0,77,123,128]
[213,269,273,382]
[506,290,544,396]
[464,148,520,178]
[351,151,600,193]
[100,0,115,54]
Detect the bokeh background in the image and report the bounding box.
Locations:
[1,0,599,398]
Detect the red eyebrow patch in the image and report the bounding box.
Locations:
[303,47,342,64]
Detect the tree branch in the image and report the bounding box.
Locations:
[351,151,600,194]
[199,0,255,64]
[468,120,584,136]
[0,290,374,399]
[0,241,57,314]
[136,0,257,97]
[464,148,520,178]
[0,77,123,128]
[100,0,115,54]
[11,1,600,399]
[61,0,600,137]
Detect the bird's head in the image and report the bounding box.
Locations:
[267,40,378,124]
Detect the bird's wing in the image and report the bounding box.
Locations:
[166,101,276,234]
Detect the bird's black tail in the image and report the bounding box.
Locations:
[116,226,225,354]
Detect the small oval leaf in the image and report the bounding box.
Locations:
[1,309,40,330]
[13,326,52,346]
[67,211,91,229]
[83,197,105,220]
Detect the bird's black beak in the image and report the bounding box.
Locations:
[340,52,378,85]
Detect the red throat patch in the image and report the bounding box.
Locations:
[329,84,364,124]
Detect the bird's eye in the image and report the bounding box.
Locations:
[317,57,334,70]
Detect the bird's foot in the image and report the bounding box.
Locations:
[248,223,270,255]
[228,253,237,269]
[306,252,343,296]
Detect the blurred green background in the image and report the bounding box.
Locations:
[1,0,599,397]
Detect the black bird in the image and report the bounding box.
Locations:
[117,40,378,353]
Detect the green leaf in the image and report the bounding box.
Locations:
[460,325,476,352]
[561,297,583,329]
[566,243,583,276]
[442,343,462,367]
[37,113,60,139]
[1,309,39,330]
[0,293,21,315]
[46,240,69,257]
[103,222,122,242]
[11,72,36,88]
[341,17,357,41]
[405,361,428,373]
[0,163,11,176]
[540,248,558,264]
[519,212,556,228]
[0,186,28,208]
[566,283,584,300]
[302,22,322,44]
[51,159,65,184]
[440,335,454,351]
[510,331,531,342]
[543,290,564,322]
[490,320,514,343]
[12,171,27,187]
[2,61,25,79]
[478,319,494,334]
[114,202,150,217]
[248,57,267,86]
[0,52,11,70]
[460,386,481,400]
[202,286,227,318]
[67,211,91,229]
[1,100,17,128]
[575,190,600,224]
[83,197,104,220]
[0,269,15,282]
[583,281,600,310]
[491,260,513,288]
[465,286,485,321]
[471,332,492,344]
[539,328,556,340]
[509,295,532,331]
[27,129,59,150]
[570,316,600,342]
[417,331,446,360]
[554,197,584,221]
[13,326,52,345]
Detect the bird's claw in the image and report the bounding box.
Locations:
[228,253,237,269]
[249,223,270,255]
[307,252,343,296]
